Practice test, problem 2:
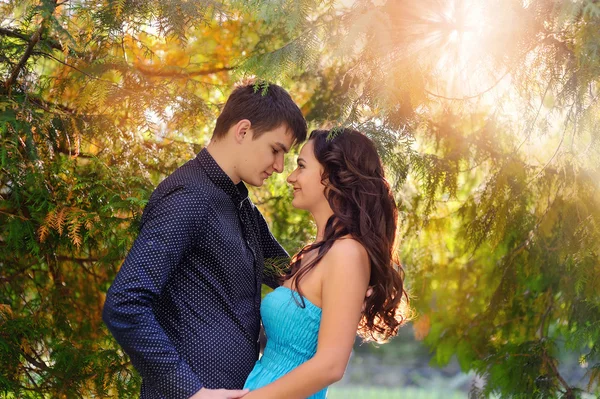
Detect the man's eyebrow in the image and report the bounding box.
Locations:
[275,142,289,153]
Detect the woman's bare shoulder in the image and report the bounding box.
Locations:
[322,237,370,273]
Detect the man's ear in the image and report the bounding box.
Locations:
[233,119,252,144]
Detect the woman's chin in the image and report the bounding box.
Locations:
[290,198,304,210]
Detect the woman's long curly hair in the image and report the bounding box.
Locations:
[285,128,410,343]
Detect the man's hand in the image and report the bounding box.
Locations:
[362,286,373,312]
[190,387,249,399]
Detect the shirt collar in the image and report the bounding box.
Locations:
[196,148,249,207]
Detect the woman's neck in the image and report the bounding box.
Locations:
[312,204,334,242]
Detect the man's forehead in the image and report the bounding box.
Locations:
[275,127,295,151]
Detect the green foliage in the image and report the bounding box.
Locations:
[1,0,600,397]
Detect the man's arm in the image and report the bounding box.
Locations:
[254,208,290,289]
[103,186,205,398]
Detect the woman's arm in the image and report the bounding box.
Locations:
[243,239,370,399]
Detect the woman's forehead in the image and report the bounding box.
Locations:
[299,140,315,158]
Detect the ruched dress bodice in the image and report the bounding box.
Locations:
[244,286,326,398]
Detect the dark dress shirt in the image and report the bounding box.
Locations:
[103,149,289,399]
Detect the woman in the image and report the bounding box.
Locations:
[243,128,410,398]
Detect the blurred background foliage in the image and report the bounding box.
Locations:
[1,0,599,397]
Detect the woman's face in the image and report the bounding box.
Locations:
[286,140,327,211]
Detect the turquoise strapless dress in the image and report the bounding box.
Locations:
[244,286,327,398]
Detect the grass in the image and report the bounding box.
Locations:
[328,386,466,399]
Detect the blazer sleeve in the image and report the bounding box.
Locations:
[102,186,206,398]
[254,207,290,290]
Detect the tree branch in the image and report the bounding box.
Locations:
[0,27,63,51]
[55,255,104,279]
[21,350,50,373]
[36,51,119,87]
[134,65,234,78]
[0,27,29,41]
[530,101,575,182]
[424,69,512,101]
[543,351,574,397]
[4,0,59,92]
[4,24,46,91]
[0,209,29,221]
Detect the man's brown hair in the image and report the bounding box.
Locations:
[212,82,307,145]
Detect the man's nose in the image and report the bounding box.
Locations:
[273,153,284,173]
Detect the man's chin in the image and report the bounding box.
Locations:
[244,177,265,187]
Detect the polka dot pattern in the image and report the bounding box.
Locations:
[103,149,289,399]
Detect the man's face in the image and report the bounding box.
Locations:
[238,124,295,187]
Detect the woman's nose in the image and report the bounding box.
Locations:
[286,170,296,184]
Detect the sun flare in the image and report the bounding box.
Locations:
[393,0,509,99]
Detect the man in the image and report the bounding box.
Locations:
[103,82,307,399]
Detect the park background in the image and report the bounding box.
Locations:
[1,0,599,398]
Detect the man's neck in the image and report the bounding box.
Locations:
[206,141,241,184]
